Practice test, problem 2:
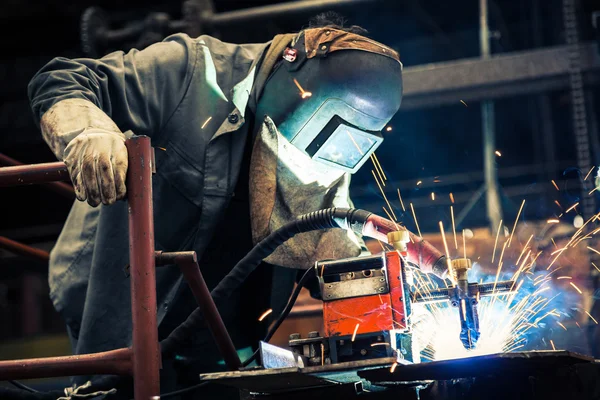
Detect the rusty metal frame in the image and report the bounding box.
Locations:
[0,135,240,399]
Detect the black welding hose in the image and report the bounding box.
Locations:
[240,266,314,368]
[161,207,371,357]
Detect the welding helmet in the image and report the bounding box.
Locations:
[255,28,403,173]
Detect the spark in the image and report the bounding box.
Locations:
[371,170,396,221]
[547,219,560,224]
[495,150,502,157]
[293,78,312,98]
[431,192,435,201]
[557,321,567,331]
[550,247,567,255]
[587,246,600,256]
[351,323,360,342]
[551,238,557,248]
[551,180,560,191]
[372,166,385,187]
[372,153,387,181]
[507,199,525,247]
[584,166,595,181]
[450,193,455,203]
[593,262,600,273]
[589,187,599,195]
[347,131,365,156]
[586,311,598,324]
[569,282,583,294]
[382,206,398,227]
[397,188,406,212]
[258,309,273,321]
[386,126,393,132]
[565,202,579,213]
[451,206,458,249]
[492,219,503,263]
[156,147,167,151]
[416,180,422,186]
[554,200,562,209]
[370,342,389,347]
[390,362,398,373]
[410,203,422,237]
[201,116,212,129]
[463,230,467,259]
[516,234,534,265]
[438,221,454,281]
[550,340,556,350]
[556,276,572,280]
[460,100,468,107]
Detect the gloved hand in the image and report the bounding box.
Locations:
[63,128,128,207]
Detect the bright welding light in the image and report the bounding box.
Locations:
[412,298,515,361]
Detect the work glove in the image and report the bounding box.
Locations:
[63,128,128,207]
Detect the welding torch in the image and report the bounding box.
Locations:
[411,258,515,350]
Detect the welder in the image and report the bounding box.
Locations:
[27,13,445,399]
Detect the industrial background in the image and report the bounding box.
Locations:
[0,0,599,394]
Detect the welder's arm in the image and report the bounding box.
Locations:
[27,35,195,205]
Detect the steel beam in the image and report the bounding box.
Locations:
[207,0,377,26]
[401,42,600,109]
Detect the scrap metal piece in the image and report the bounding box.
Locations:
[260,342,304,369]
[199,357,397,393]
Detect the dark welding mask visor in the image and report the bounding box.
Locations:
[305,115,383,172]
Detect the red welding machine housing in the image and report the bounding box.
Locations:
[318,251,409,338]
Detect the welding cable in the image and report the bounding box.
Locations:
[240,266,314,367]
[161,208,370,357]
[161,207,446,359]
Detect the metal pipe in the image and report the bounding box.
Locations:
[0,348,132,380]
[0,153,74,198]
[207,0,377,26]
[0,161,70,188]
[155,251,242,371]
[479,0,503,232]
[126,136,160,400]
[0,236,49,262]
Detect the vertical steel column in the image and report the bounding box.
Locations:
[126,136,160,399]
[480,0,503,233]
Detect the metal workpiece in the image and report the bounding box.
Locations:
[125,136,160,400]
[0,348,132,380]
[156,250,242,371]
[0,160,70,187]
[0,235,50,262]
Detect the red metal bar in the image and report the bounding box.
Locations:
[155,251,242,370]
[0,153,74,198]
[126,136,160,399]
[0,236,50,262]
[0,348,132,380]
[0,161,71,188]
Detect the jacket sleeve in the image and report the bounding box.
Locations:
[28,34,198,138]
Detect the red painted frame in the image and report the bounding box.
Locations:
[0,136,240,399]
